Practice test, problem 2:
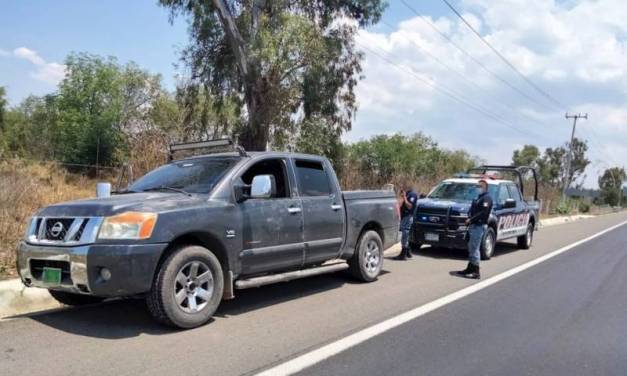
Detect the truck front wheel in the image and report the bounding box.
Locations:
[48,290,104,306]
[348,230,383,282]
[147,245,224,329]
[480,227,496,260]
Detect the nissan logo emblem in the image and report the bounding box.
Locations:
[50,222,64,237]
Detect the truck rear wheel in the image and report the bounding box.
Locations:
[480,227,496,260]
[48,290,105,306]
[348,230,383,282]
[146,245,224,329]
[517,223,534,249]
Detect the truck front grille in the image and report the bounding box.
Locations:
[416,207,449,216]
[44,218,74,241]
[27,217,96,244]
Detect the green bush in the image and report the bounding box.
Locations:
[578,201,591,213]
[555,201,571,215]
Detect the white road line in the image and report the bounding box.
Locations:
[256,220,627,376]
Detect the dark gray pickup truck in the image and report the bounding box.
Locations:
[18,142,399,328]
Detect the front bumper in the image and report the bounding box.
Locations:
[18,241,168,297]
[414,225,468,249]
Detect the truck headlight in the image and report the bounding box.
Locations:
[98,212,158,240]
[23,217,35,240]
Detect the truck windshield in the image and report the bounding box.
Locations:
[428,182,497,202]
[129,157,239,194]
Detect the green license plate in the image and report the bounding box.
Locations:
[42,267,62,285]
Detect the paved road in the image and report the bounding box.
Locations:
[1,212,626,376]
[301,217,627,376]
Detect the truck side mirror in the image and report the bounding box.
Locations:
[503,198,516,209]
[250,175,276,199]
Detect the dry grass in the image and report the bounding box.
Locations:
[0,159,110,279]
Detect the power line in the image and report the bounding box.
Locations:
[439,0,567,111]
[399,0,557,113]
[378,18,559,133]
[578,126,623,168]
[359,42,548,141]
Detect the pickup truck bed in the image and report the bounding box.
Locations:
[341,190,399,257]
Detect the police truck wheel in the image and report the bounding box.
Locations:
[480,228,496,260]
[409,242,422,253]
[517,223,534,249]
[48,290,105,306]
[146,245,224,329]
[348,230,383,282]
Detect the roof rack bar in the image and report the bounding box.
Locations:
[467,165,538,201]
[168,138,248,160]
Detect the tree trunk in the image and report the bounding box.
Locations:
[239,78,268,151]
[212,0,268,151]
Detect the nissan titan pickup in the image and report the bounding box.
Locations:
[17,140,399,328]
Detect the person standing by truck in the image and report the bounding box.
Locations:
[396,184,418,260]
[454,179,493,278]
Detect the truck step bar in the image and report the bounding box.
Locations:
[234,260,349,290]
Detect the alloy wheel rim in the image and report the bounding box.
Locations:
[486,234,494,255]
[174,261,214,314]
[364,240,381,273]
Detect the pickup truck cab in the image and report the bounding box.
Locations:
[17,141,399,328]
[411,165,540,260]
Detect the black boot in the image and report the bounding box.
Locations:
[395,248,408,260]
[454,262,472,276]
[455,263,480,279]
[405,247,413,259]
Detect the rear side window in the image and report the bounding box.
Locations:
[507,184,522,202]
[294,160,331,197]
[498,184,512,205]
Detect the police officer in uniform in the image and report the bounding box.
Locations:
[454,179,493,279]
[396,184,418,260]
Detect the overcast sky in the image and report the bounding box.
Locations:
[1,0,625,188]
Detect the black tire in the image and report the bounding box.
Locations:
[348,230,383,282]
[408,222,419,252]
[409,242,422,253]
[146,245,224,329]
[517,223,534,249]
[48,290,105,306]
[480,227,496,260]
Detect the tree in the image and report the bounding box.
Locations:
[535,137,589,189]
[598,167,626,206]
[160,0,386,151]
[0,94,59,159]
[512,145,539,167]
[344,133,478,189]
[54,53,167,166]
[0,86,7,131]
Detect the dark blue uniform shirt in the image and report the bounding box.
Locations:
[401,190,418,218]
[468,191,493,225]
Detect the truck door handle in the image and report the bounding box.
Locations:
[287,207,302,214]
[331,204,342,211]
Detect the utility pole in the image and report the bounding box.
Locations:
[562,113,588,200]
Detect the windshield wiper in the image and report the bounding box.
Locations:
[142,186,192,196]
